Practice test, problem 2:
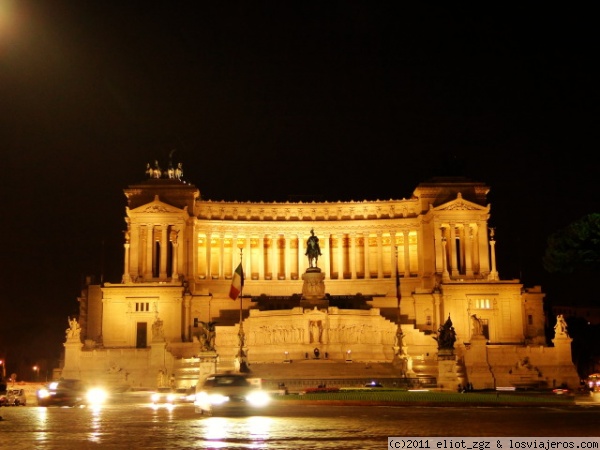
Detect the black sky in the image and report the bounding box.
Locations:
[0,2,599,377]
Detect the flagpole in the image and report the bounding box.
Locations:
[237,248,249,373]
[395,245,401,323]
[394,245,406,372]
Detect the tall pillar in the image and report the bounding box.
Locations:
[465,224,474,277]
[337,233,344,279]
[244,236,252,277]
[323,233,330,279]
[376,232,383,279]
[390,231,397,280]
[478,222,490,274]
[206,232,212,279]
[442,237,450,281]
[130,223,140,278]
[219,234,225,278]
[488,231,499,281]
[364,232,370,279]
[160,225,168,279]
[298,233,305,275]
[285,234,291,279]
[123,242,131,283]
[350,233,357,279]
[191,226,198,281]
[449,224,459,277]
[434,226,444,275]
[258,236,265,280]
[403,230,410,277]
[270,234,277,279]
[145,224,153,280]
[231,234,238,277]
[172,238,179,281]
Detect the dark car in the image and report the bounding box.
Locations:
[36,379,89,407]
[194,373,270,416]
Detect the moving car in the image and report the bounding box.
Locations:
[150,387,177,406]
[36,379,107,407]
[194,373,270,416]
[174,387,196,403]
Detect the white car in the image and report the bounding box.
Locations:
[6,389,27,406]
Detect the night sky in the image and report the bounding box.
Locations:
[1,2,598,378]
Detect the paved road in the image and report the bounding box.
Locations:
[2,401,600,449]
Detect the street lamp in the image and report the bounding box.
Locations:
[33,365,39,381]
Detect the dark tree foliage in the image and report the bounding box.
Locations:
[543,213,600,275]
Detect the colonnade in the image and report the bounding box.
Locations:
[123,222,181,283]
[195,229,421,281]
[122,221,493,284]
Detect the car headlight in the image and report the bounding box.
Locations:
[166,393,176,403]
[151,393,160,402]
[246,391,270,407]
[37,389,50,399]
[87,388,108,405]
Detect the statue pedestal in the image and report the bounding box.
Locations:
[436,349,465,390]
[301,269,328,308]
[463,336,494,389]
[197,351,218,384]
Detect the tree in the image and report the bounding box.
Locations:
[543,213,600,275]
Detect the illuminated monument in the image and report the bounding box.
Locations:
[60,160,579,390]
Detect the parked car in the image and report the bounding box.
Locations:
[36,379,106,407]
[194,373,270,416]
[6,389,26,406]
[0,391,7,407]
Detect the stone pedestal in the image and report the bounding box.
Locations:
[464,336,494,389]
[197,351,218,384]
[61,340,83,379]
[436,349,463,390]
[551,335,580,388]
[301,269,328,308]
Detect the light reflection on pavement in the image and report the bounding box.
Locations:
[2,401,600,450]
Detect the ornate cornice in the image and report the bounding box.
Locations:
[195,198,420,221]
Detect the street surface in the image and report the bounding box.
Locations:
[1,400,600,449]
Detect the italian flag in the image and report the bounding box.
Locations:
[229,262,244,300]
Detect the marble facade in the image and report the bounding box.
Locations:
[59,168,580,390]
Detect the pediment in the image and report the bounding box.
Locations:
[433,192,489,212]
[127,195,187,216]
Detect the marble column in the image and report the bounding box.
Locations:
[403,230,411,277]
[145,224,153,280]
[337,233,344,279]
[206,232,212,279]
[364,232,370,279]
[376,232,383,279]
[464,224,474,277]
[160,225,168,279]
[350,233,357,279]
